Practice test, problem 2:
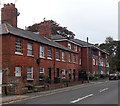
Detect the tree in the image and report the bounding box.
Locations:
[26,20,75,39]
[105,36,114,44]
[99,37,119,72]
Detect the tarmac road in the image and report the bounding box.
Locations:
[10,80,119,104]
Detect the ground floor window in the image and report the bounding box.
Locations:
[61,69,65,79]
[27,67,33,80]
[39,67,45,80]
[15,66,22,77]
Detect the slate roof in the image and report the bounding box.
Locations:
[51,35,68,40]
[0,23,77,53]
[71,39,93,47]
[52,34,93,47]
[51,34,108,54]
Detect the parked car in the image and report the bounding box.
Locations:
[117,73,120,79]
[109,73,119,80]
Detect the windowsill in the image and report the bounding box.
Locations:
[62,60,65,62]
[56,59,60,61]
[27,79,34,81]
[40,72,44,74]
[15,76,21,77]
[15,52,23,56]
[47,57,52,60]
[27,54,34,57]
[39,79,44,81]
[40,56,45,59]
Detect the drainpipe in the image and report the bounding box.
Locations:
[87,37,89,83]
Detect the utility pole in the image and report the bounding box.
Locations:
[87,37,89,83]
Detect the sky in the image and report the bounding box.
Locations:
[1,0,119,44]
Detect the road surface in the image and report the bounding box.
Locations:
[10,80,119,104]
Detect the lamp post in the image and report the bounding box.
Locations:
[87,37,89,83]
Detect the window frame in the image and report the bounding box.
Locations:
[68,53,71,62]
[61,69,66,79]
[27,67,33,80]
[40,46,45,58]
[68,42,71,49]
[56,50,60,60]
[74,45,77,52]
[15,40,22,54]
[47,48,52,59]
[15,66,22,77]
[79,58,82,65]
[39,67,45,73]
[93,59,96,66]
[62,51,65,61]
[73,55,76,63]
[27,43,33,56]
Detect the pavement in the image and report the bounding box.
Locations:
[0,79,109,105]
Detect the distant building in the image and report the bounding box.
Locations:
[0,3,109,95]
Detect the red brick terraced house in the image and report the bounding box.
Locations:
[0,3,109,95]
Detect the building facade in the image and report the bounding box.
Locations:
[0,3,109,95]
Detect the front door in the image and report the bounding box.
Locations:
[48,68,51,79]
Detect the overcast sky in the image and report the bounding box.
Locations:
[1,0,119,44]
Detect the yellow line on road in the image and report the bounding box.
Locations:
[2,81,107,105]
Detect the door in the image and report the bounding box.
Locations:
[48,68,51,79]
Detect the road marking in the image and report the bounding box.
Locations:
[70,94,93,104]
[99,88,109,93]
[2,81,107,104]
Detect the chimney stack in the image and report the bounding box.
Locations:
[39,21,52,39]
[1,3,18,27]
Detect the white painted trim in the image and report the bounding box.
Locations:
[15,52,23,56]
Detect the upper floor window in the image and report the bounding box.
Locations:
[79,58,82,65]
[93,59,96,65]
[73,55,76,63]
[47,48,52,59]
[61,69,66,79]
[15,66,22,77]
[39,67,44,73]
[62,51,65,61]
[16,40,22,53]
[74,45,77,52]
[27,43,33,56]
[27,67,33,80]
[68,42,71,49]
[56,50,60,60]
[40,46,44,58]
[68,53,71,62]
[96,60,98,65]
[99,51,101,56]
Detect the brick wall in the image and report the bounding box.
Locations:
[1,3,18,27]
[2,34,82,94]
